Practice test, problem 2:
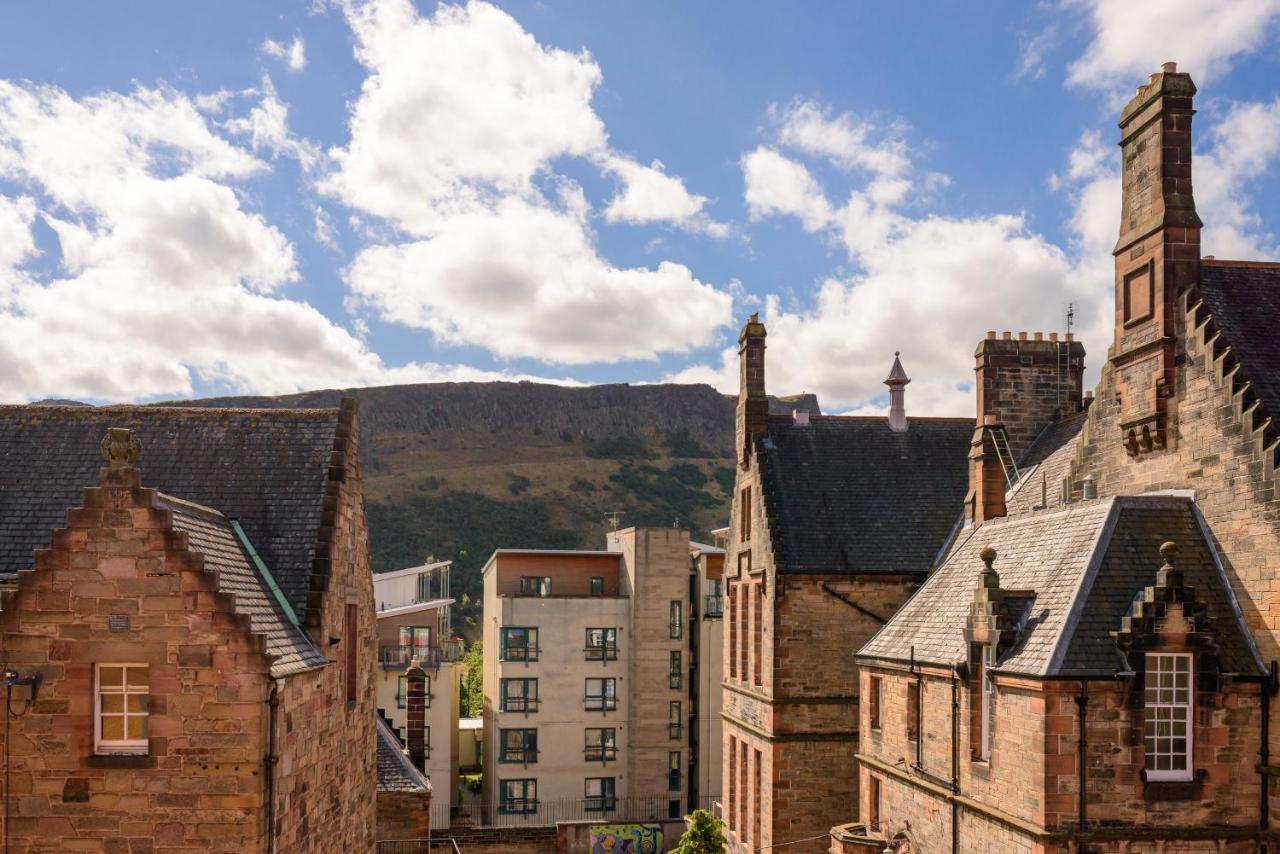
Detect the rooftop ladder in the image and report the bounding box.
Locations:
[990,427,1020,488]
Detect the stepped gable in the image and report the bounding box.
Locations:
[1196,260,1280,445]
[159,494,327,678]
[757,414,973,575]
[376,717,431,794]
[0,403,345,618]
[859,495,1262,678]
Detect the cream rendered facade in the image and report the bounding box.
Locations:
[691,538,725,808]
[374,562,462,821]
[481,528,720,824]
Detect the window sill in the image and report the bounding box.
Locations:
[1142,769,1204,801]
[88,754,154,769]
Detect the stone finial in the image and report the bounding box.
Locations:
[100,428,142,469]
[885,352,910,433]
[1159,541,1178,564]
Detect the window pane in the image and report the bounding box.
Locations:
[101,716,124,740]
[127,694,147,713]
[99,666,123,688]
[126,667,147,689]
[101,694,124,714]
[126,716,147,740]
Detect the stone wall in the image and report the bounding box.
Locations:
[271,399,378,850]
[377,790,432,843]
[975,332,1085,460]
[0,464,273,852]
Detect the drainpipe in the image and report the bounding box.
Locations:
[1075,681,1087,833]
[913,647,922,772]
[1262,660,1277,846]
[266,680,280,854]
[951,664,961,854]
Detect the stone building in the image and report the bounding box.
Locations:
[722,324,974,853]
[0,402,377,852]
[478,528,719,828]
[849,63,1280,852]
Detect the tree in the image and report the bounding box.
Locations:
[672,809,727,854]
[459,639,484,717]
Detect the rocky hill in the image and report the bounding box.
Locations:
[169,381,821,632]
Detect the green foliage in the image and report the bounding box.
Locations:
[367,491,578,604]
[585,434,657,459]
[459,639,484,717]
[672,809,727,854]
[667,462,708,488]
[712,467,736,494]
[568,477,596,494]
[507,473,532,496]
[415,476,441,492]
[663,427,715,458]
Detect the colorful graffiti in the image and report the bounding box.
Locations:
[589,823,663,854]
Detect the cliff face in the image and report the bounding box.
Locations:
[168,380,822,634]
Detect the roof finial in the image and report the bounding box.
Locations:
[885,351,910,432]
[100,427,142,469]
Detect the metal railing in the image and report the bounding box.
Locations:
[380,642,464,668]
[584,644,619,661]
[432,794,720,830]
[376,839,462,854]
[584,695,618,712]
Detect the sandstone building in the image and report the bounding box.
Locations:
[845,63,1280,852]
[721,327,975,853]
[0,402,377,852]
[478,527,720,827]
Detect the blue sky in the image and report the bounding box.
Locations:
[1,1,1279,414]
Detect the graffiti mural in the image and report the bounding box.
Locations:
[588,823,663,854]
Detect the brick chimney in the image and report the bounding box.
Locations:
[975,330,1085,462]
[885,352,910,432]
[1111,62,1200,456]
[406,665,427,772]
[736,313,768,468]
[967,416,1008,526]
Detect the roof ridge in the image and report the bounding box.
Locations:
[154,492,225,521]
[1201,258,1280,269]
[0,404,341,417]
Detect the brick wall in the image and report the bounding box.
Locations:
[975,333,1085,460]
[0,464,273,852]
[270,400,377,850]
[377,790,431,842]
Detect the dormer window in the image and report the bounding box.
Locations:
[1144,652,1193,781]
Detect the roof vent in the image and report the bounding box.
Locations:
[884,352,910,433]
[793,409,810,426]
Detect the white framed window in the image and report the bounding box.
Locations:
[980,645,995,760]
[95,663,148,755]
[1144,652,1193,781]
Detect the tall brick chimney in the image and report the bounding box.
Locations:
[967,416,1008,527]
[405,665,427,772]
[975,330,1085,462]
[736,313,768,468]
[1111,61,1200,456]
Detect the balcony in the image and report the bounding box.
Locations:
[381,639,465,670]
[703,594,723,617]
[584,644,619,662]
[584,695,617,713]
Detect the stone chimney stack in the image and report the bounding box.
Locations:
[967,417,1008,527]
[736,313,768,468]
[974,331,1085,462]
[885,352,910,432]
[405,665,427,772]
[1112,62,1200,456]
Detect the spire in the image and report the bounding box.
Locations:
[885,351,910,432]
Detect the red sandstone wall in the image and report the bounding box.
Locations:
[0,467,272,852]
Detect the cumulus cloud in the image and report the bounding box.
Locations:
[324,0,732,363]
[225,77,321,168]
[1067,0,1280,90]
[0,80,569,402]
[262,36,307,71]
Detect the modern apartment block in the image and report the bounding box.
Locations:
[374,560,464,822]
[479,527,721,825]
[690,535,725,811]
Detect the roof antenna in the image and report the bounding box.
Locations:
[604,511,623,532]
[1065,302,1074,337]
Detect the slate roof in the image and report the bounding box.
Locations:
[376,717,431,794]
[0,405,342,616]
[1199,261,1280,419]
[159,495,327,679]
[1004,414,1085,517]
[757,415,973,575]
[858,495,1264,678]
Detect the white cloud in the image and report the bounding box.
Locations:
[1067,0,1280,90]
[325,0,733,364]
[741,147,833,231]
[0,79,573,403]
[225,77,321,168]
[775,99,910,178]
[262,36,308,71]
[346,195,730,363]
[601,156,728,237]
[1016,25,1058,81]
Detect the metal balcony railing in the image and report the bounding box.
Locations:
[584,695,618,712]
[584,745,617,762]
[380,641,465,669]
[704,594,724,617]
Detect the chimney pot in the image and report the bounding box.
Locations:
[1084,390,1094,399]
[1048,332,1058,342]
[1162,61,1177,74]
[1017,331,1028,342]
[1149,73,1159,86]
[1034,332,1043,342]
[1065,332,1073,342]
[1002,331,1012,340]
[986,330,996,340]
